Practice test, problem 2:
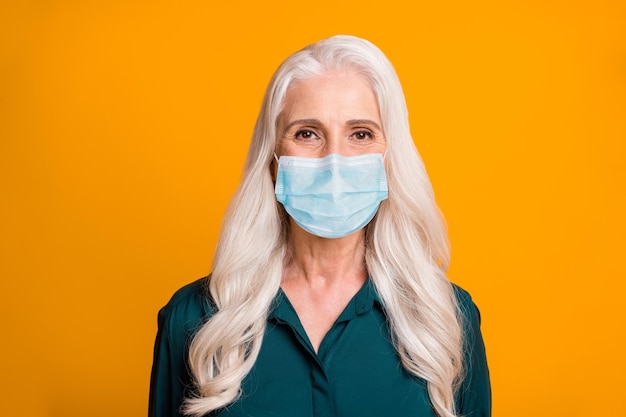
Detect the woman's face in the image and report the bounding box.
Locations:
[276,69,386,158]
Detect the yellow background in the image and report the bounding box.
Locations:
[1,1,624,416]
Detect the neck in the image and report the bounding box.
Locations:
[283,221,368,288]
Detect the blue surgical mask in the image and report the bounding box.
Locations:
[274,153,388,239]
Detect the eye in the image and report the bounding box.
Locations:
[353,130,374,140]
[294,129,318,140]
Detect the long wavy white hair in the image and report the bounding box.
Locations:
[184,35,463,417]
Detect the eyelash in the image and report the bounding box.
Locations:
[352,130,374,140]
[294,129,319,140]
[293,129,375,140]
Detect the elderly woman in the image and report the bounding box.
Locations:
[149,35,491,417]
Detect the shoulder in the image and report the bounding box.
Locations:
[450,283,484,347]
[150,277,214,416]
[451,283,481,324]
[451,284,492,414]
[163,276,211,310]
[158,276,215,338]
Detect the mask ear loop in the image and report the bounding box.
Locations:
[382,150,388,160]
[271,152,280,184]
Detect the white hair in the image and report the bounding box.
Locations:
[184,35,463,417]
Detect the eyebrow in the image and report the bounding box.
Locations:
[284,118,383,131]
[284,119,323,131]
[346,119,382,131]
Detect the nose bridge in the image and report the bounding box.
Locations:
[325,127,348,156]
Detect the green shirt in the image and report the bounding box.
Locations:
[149,277,491,417]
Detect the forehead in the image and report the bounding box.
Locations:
[280,70,380,121]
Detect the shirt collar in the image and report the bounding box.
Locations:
[268,277,383,324]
